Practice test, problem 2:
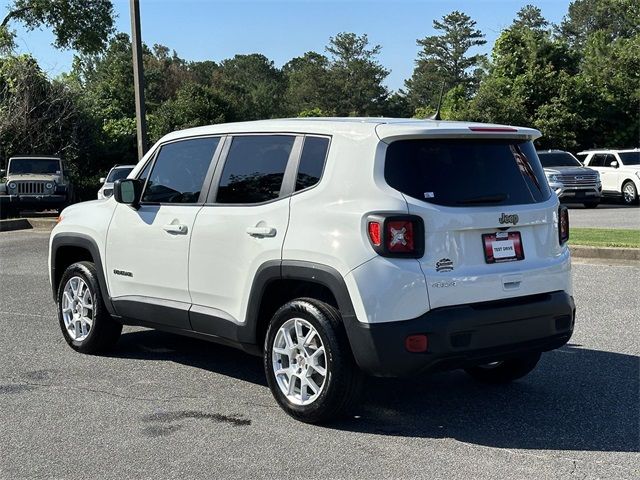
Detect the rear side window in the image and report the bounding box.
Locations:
[141,137,219,204]
[216,135,295,204]
[385,139,551,207]
[296,136,330,191]
[589,154,605,167]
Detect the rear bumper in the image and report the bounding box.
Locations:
[344,291,575,377]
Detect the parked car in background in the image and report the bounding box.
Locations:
[97,165,135,199]
[577,149,640,205]
[537,149,602,208]
[0,155,73,219]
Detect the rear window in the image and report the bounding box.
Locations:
[537,152,581,168]
[385,139,551,207]
[107,167,134,182]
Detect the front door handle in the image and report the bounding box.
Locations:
[162,223,188,234]
[246,226,276,238]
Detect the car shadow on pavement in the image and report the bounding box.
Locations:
[111,331,638,453]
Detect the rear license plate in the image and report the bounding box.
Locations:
[482,231,524,263]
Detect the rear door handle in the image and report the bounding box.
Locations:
[246,226,276,238]
[162,223,188,234]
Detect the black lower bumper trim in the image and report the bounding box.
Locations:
[344,291,575,377]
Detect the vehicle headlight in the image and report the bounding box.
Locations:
[8,182,16,189]
[546,174,560,183]
[45,182,54,190]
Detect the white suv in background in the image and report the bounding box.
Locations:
[97,165,135,199]
[49,118,575,423]
[577,149,640,205]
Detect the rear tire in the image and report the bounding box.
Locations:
[583,201,599,209]
[57,261,122,354]
[464,352,541,384]
[264,298,363,424]
[621,181,638,205]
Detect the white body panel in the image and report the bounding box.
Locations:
[189,201,290,323]
[105,203,200,303]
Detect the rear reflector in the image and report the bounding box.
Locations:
[367,221,381,246]
[405,334,428,353]
[468,126,518,132]
[386,220,414,253]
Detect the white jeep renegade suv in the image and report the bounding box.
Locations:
[49,118,575,423]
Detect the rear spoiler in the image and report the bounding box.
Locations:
[375,123,542,144]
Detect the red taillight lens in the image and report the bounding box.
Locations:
[559,205,569,244]
[367,221,381,246]
[405,334,428,353]
[386,220,414,253]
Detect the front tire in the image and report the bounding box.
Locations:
[57,261,122,353]
[464,352,541,384]
[621,181,638,205]
[264,298,363,424]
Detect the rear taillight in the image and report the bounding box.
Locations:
[559,205,569,245]
[366,215,424,258]
[367,221,381,246]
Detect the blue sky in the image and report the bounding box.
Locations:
[2,0,571,91]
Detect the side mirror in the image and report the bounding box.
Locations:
[99,177,106,184]
[114,179,142,207]
[610,160,619,168]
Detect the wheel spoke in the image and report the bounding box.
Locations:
[310,363,326,376]
[310,346,325,362]
[294,319,305,344]
[287,375,297,396]
[273,347,289,357]
[283,330,295,349]
[306,377,320,394]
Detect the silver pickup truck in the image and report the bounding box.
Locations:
[0,155,73,218]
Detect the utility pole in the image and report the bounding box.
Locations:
[130,0,148,158]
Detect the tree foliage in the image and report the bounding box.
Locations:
[0,0,114,54]
[405,11,486,110]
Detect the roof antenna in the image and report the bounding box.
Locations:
[429,82,445,121]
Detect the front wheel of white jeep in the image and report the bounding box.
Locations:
[264,298,363,423]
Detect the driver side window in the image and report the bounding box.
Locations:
[141,137,220,204]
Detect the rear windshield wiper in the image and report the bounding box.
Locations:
[457,194,507,205]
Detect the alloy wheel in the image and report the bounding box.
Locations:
[271,318,327,406]
[61,276,94,342]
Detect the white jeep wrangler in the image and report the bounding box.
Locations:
[49,118,575,423]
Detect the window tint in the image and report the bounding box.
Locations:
[107,167,134,183]
[141,137,219,204]
[216,135,294,204]
[385,139,551,207]
[603,154,618,167]
[137,159,153,184]
[589,154,605,167]
[296,136,329,191]
[619,152,640,165]
[537,152,581,168]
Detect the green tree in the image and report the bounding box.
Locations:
[283,51,333,116]
[559,0,640,50]
[324,32,389,116]
[0,0,114,54]
[405,11,486,110]
[214,54,286,121]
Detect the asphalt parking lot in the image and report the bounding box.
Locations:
[0,230,638,480]
[565,202,640,229]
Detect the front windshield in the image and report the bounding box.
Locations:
[537,152,581,168]
[619,152,640,166]
[107,167,134,182]
[8,158,61,174]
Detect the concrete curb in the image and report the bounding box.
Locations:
[0,218,56,232]
[569,245,640,261]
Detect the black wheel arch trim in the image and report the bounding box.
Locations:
[50,232,116,315]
